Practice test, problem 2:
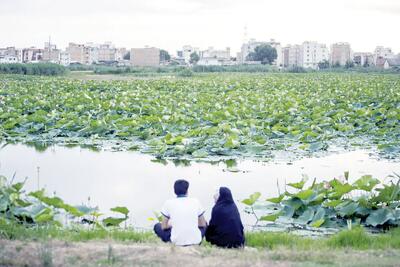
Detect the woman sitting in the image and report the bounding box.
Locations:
[205,187,245,248]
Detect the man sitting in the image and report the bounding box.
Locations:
[154,179,207,246]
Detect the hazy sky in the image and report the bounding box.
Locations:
[1,0,399,54]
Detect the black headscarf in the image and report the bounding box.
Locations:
[205,187,245,248]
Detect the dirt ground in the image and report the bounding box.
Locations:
[1,239,400,267]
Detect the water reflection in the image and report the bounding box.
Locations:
[0,144,399,228]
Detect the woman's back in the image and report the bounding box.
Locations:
[205,187,245,248]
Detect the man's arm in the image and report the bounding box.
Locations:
[161,216,171,230]
[198,215,207,227]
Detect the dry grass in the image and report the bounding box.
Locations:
[1,239,400,267]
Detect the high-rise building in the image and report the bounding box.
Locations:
[283,45,301,68]
[300,41,329,69]
[330,42,352,66]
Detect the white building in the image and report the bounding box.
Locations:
[238,38,283,67]
[300,41,329,69]
[197,47,232,66]
[60,51,71,66]
[0,47,22,63]
[177,45,200,64]
[374,46,395,65]
[200,47,230,59]
[0,55,19,63]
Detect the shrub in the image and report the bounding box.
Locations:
[176,68,194,77]
[0,63,66,76]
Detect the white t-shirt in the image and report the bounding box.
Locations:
[161,196,205,246]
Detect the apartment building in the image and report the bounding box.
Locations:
[42,42,61,63]
[66,42,101,65]
[330,42,352,66]
[283,45,301,68]
[66,43,85,64]
[374,46,395,65]
[300,41,329,69]
[130,47,160,67]
[22,47,43,63]
[353,52,374,66]
[98,42,117,62]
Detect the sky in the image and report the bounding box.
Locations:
[1,0,399,55]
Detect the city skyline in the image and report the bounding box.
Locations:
[1,0,399,54]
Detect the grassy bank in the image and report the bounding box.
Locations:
[3,239,400,267]
[2,225,400,266]
[2,220,400,251]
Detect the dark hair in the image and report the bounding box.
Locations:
[174,179,189,195]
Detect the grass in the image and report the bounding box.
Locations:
[0,221,156,243]
[3,220,400,251]
[2,222,400,266]
[246,227,400,250]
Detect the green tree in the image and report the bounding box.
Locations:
[333,61,341,68]
[160,50,171,62]
[363,58,370,67]
[345,60,355,69]
[246,45,277,65]
[123,52,130,60]
[190,52,200,65]
[318,60,330,69]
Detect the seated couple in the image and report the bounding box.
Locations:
[154,179,245,248]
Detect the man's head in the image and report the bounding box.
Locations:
[174,179,189,196]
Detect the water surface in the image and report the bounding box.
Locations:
[1,144,399,228]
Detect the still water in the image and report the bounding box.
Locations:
[1,144,399,228]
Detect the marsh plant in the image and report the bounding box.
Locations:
[243,173,400,230]
[0,174,130,229]
[0,74,399,161]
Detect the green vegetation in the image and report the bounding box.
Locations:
[191,64,274,72]
[3,217,400,251]
[0,63,67,76]
[243,173,400,230]
[190,52,200,64]
[160,49,171,62]
[2,171,400,264]
[69,64,400,75]
[246,44,278,64]
[246,227,400,250]
[0,221,155,243]
[0,174,130,228]
[1,73,399,160]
